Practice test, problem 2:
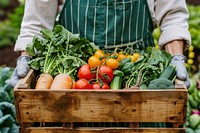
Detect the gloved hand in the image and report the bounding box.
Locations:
[10,56,31,87]
[170,54,190,88]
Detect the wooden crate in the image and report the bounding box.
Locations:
[14,69,187,133]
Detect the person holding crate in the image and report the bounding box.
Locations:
[10,0,191,89]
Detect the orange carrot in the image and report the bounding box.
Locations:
[50,74,73,90]
[35,73,53,90]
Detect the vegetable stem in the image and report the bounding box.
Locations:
[66,68,76,76]
[43,42,53,74]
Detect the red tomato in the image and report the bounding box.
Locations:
[102,83,110,89]
[74,79,91,89]
[98,66,114,83]
[91,83,101,89]
[78,64,93,80]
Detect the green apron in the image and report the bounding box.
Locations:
[59,0,167,128]
[59,0,154,50]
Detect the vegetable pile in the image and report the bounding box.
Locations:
[185,73,200,133]
[26,25,175,90]
[0,67,19,133]
[119,47,174,89]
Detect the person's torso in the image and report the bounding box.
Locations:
[59,0,155,49]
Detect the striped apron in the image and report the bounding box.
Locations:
[59,0,155,50]
[59,0,166,128]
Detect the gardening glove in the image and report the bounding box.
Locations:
[170,54,190,88]
[10,56,31,88]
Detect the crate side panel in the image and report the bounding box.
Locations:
[15,90,187,123]
[128,91,187,122]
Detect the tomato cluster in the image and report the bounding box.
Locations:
[88,50,120,69]
[74,64,113,89]
[88,50,140,69]
[74,49,140,90]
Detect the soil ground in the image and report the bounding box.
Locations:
[0,45,19,67]
[187,0,200,5]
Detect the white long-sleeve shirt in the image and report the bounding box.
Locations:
[14,0,191,52]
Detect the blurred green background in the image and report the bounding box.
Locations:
[0,0,200,132]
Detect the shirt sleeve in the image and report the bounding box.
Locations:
[14,0,58,52]
[155,0,191,51]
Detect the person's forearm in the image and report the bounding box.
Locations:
[164,40,185,55]
[21,51,31,56]
[155,0,191,51]
[14,0,58,52]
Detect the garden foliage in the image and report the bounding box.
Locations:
[188,4,200,49]
[0,3,24,48]
[0,67,19,133]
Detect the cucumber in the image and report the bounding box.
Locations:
[159,65,176,81]
[113,70,124,76]
[110,76,122,90]
[110,70,124,90]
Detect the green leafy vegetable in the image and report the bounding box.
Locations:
[148,78,174,90]
[121,47,172,89]
[0,67,19,132]
[26,25,99,79]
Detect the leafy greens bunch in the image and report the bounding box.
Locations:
[122,47,172,89]
[26,25,98,79]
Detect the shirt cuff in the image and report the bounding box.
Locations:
[14,38,33,52]
[158,28,191,51]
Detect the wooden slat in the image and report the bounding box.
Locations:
[14,89,187,123]
[14,69,35,90]
[20,127,186,133]
[175,79,186,89]
[14,69,35,123]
